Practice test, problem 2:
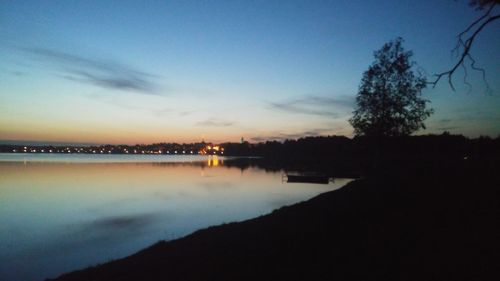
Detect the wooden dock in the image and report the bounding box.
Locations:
[284,174,331,184]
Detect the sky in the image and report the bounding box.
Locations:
[1,0,499,144]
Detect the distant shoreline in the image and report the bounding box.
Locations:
[0,142,225,155]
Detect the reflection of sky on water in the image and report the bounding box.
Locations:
[0,154,352,281]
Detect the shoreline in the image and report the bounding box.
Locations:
[49,159,497,281]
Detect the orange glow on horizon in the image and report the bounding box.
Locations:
[0,118,255,145]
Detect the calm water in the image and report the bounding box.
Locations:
[0,153,352,281]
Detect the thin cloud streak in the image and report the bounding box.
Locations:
[437,126,459,131]
[21,47,160,95]
[84,213,159,231]
[196,118,234,127]
[179,110,195,117]
[269,95,355,117]
[438,118,452,124]
[69,70,155,93]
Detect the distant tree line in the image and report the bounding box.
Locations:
[2,134,499,177]
[222,134,500,177]
[223,134,499,157]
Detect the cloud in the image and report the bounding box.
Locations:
[87,214,158,231]
[196,118,234,127]
[431,118,458,131]
[437,126,459,131]
[46,212,165,254]
[21,47,160,95]
[269,95,355,117]
[151,108,173,116]
[438,118,452,124]
[69,70,154,92]
[63,213,162,241]
[8,70,25,76]
[179,110,195,116]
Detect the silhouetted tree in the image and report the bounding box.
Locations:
[429,0,499,90]
[350,38,433,137]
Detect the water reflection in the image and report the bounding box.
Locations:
[207,155,221,167]
[0,155,352,281]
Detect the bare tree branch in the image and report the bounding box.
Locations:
[460,60,472,95]
[466,53,492,94]
[451,3,494,58]
[429,3,499,91]
[460,3,494,37]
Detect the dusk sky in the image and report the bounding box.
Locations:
[1,0,499,144]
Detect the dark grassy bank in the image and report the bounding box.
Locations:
[49,156,497,281]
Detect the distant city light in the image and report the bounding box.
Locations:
[3,143,224,156]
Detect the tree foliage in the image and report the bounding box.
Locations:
[350,38,433,137]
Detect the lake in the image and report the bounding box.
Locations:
[0,153,352,281]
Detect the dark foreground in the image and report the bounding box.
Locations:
[50,158,497,281]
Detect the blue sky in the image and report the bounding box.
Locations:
[1,0,499,144]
